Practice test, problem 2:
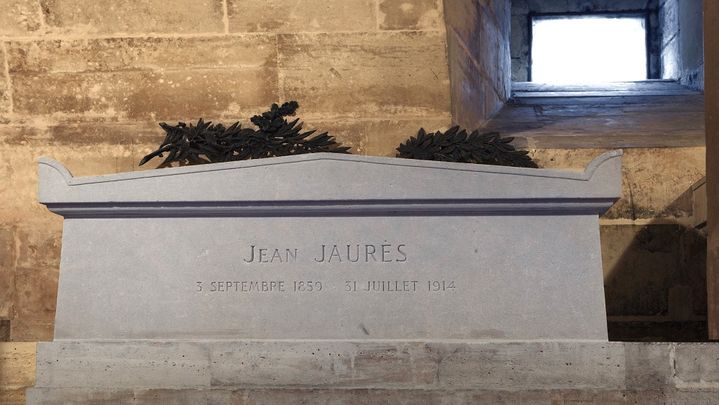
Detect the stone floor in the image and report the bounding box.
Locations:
[485,80,705,148]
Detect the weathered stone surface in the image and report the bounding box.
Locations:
[40,0,225,35]
[15,223,61,270]
[26,341,641,390]
[39,152,619,340]
[602,224,706,318]
[623,343,673,389]
[24,387,719,405]
[9,319,54,341]
[27,340,719,403]
[662,37,680,78]
[0,48,10,119]
[0,342,36,388]
[0,320,9,340]
[0,0,42,36]
[446,27,502,129]
[445,0,510,127]
[8,231,60,341]
[27,340,719,401]
[245,389,448,404]
[305,117,450,156]
[660,0,704,89]
[615,148,704,219]
[0,228,15,318]
[6,35,277,73]
[443,0,482,43]
[13,267,58,325]
[283,65,448,118]
[227,0,376,33]
[674,344,719,387]
[278,32,450,118]
[677,0,704,73]
[378,0,443,30]
[490,0,511,36]
[279,31,448,69]
[0,388,26,405]
[0,143,137,221]
[693,176,707,227]
[660,0,679,80]
[0,122,161,146]
[475,10,501,87]
[435,342,625,390]
[12,68,278,120]
[486,84,705,150]
[35,341,211,389]
[362,119,452,156]
[530,148,705,220]
[209,341,436,388]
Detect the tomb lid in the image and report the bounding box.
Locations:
[38,151,622,217]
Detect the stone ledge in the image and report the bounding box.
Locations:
[25,387,719,405]
[32,341,719,392]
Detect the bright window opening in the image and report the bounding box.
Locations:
[531,16,647,83]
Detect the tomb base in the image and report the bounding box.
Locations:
[27,340,719,404]
[25,387,719,404]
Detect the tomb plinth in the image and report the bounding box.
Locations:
[29,151,623,403]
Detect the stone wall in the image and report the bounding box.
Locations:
[0,342,35,403]
[444,0,511,128]
[660,0,704,90]
[511,0,661,82]
[0,0,454,342]
[533,147,707,341]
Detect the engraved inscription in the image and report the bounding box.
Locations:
[313,243,407,263]
[196,242,455,298]
[345,280,419,292]
[242,243,407,264]
[428,280,456,291]
[195,280,455,294]
[293,281,323,292]
[196,280,287,293]
[243,246,298,263]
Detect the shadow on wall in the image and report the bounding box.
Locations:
[603,190,707,342]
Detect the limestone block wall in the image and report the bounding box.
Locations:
[0,0,455,343]
[533,147,707,341]
[0,342,35,403]
[660,0,704,90]
[444,0,511,129]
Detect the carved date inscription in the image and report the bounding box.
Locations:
[195,280,455,294]
[195,280,323,293]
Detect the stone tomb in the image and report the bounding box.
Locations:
[29,151,624,402]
